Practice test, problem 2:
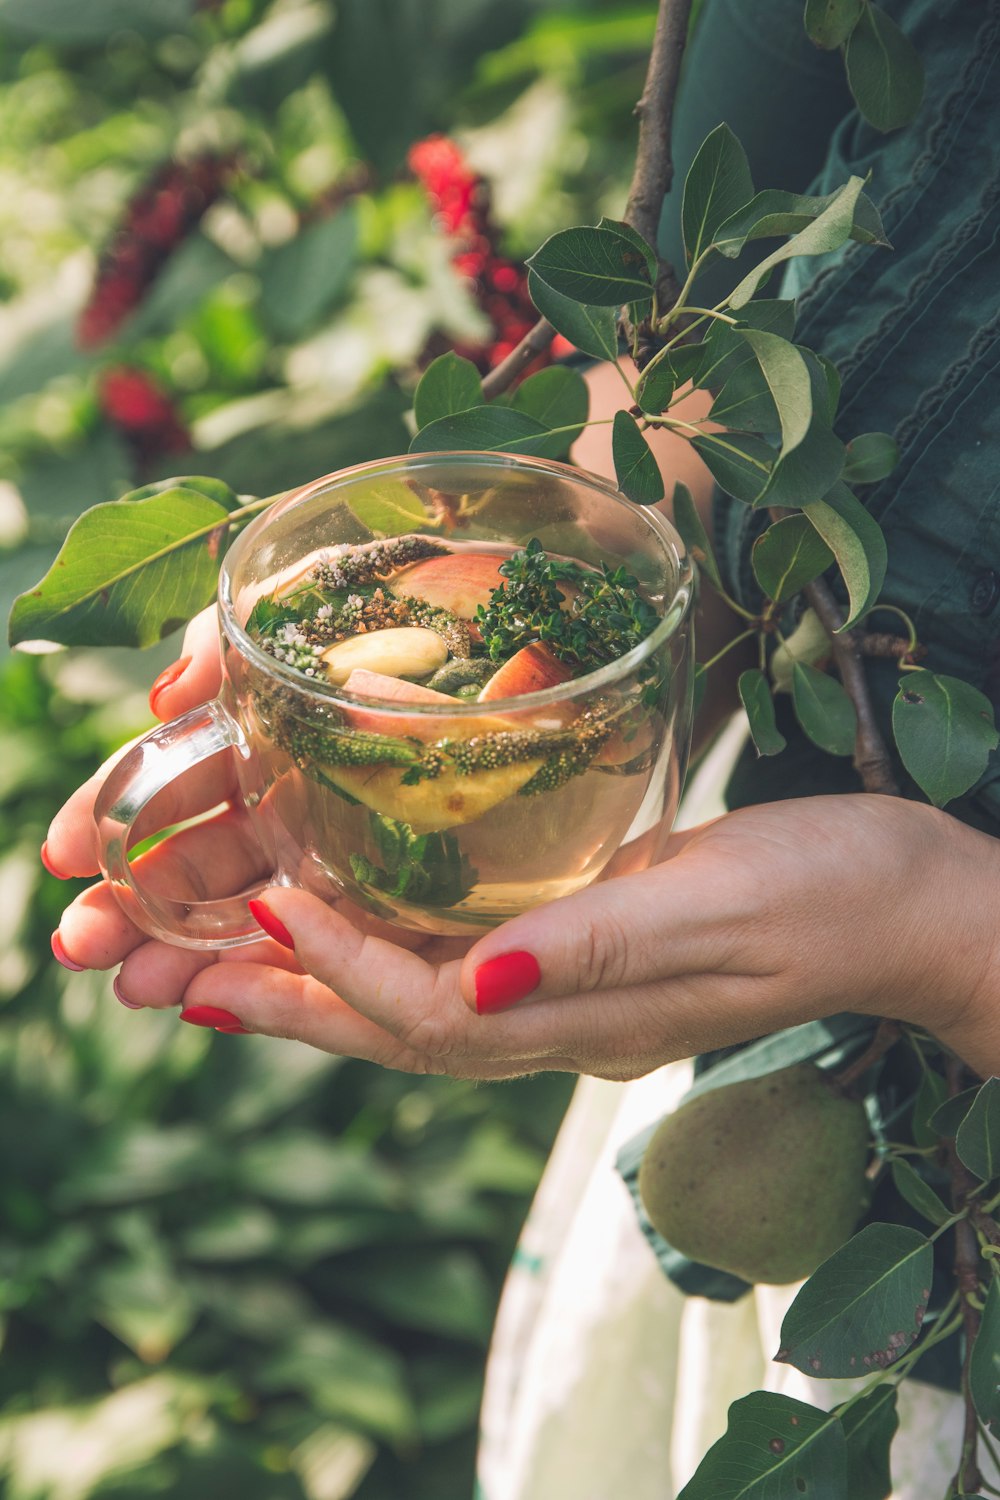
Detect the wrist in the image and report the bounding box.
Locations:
[894,806,1000,1076]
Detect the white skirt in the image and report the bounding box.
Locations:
[476,721,995,1500]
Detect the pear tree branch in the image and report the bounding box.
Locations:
[481,0,692,399]
[802,575,900,797]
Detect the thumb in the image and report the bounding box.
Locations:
[460,853,715,1016]
[149,606,223,719]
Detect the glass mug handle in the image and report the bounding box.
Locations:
[94,699,269,950]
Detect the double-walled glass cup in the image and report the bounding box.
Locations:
[95,453,694,945]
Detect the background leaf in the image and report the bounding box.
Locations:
[803,484,888,627]
[8,487,236,649]
[673,481,723,590]
[737,330,812,459]
[526,271,618,360]
[346,479,430,536]
[892,670,999,807]
[713,186,888,258]
[527,224,655,306]
[739,668,787,757]
[510,365,589,453]
[612,410,664,504]
[970,1274,1000,1432]
[835,1384,898,1500]
[680,122,754,265]
[843,432,901,485]
[692,431,774,503]
[413,352,483,430]
[408,404,551,457]
[0,0,193,40]
[776,1223,933,1378]
[676,1391,847,1500]
[756,420,845,510]
[792,661,857,756]
[955,1077,1000,1183]
[728,177,866,309]
[752,514,834,602]
[804,0,864,49]
[911,1068,948,1148]
[696,300,797,390]
[889,1160,951,1228]
[595,216,658,277]
[636,342,707,413]
[258,206,359,340]
[845,4,925,132]
[928,1087,981,1140]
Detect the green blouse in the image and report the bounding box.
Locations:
[619,0,1000,1366]
[659,0,1000,829]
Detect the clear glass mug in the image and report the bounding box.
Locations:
[94,452,694,946]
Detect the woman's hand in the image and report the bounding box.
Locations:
[49,754,1000,1080]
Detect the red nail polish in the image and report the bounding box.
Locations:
[149,655,192,717]
[180,1004,248,1033]
[51,931,86,972]
[41,841,70,880]
[248,898,295,950]
[475,951,541,1015]
[113,974,144,1010]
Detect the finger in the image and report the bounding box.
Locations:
[238,888,539,1063]
[115,932,302,1010]
[57,806,270,969]
[458,841,764,1013]
[149,607,223,720]
[231,887,619,1073]
[181,961,570,1079]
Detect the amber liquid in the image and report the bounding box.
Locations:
[230,540,685,935]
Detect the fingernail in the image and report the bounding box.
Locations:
[41,840,70,880]
[113,973,144,1010]
[248,898,294,950]
[474,951,541,1015]
[51,931,86,972]
[180,1004,250,1034]
[149,656,192,717]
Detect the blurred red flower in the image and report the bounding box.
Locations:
[408,134,570,377]
[78,155,236,349]
[100,366,190,463]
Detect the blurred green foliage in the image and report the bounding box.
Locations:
[0,646,573,1500]
[0,1,659,1494]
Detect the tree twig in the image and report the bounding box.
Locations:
[480,318,556,401]
[623,0,693,302]
[947,1055,984,1496]
[802,575,901,796]
[480,0,692,399]
[832,1019,902,1094]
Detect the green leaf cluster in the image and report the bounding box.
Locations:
[805,1,925,132]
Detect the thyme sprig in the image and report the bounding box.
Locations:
[475,538,659,670]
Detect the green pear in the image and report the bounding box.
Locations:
[638,1062,870,1285]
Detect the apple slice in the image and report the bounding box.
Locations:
[478,642,574,702]
[391,551,507,619]
[339,668,509,740]
[319,669,542,832]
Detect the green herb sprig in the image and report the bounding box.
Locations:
[475,539,659,670]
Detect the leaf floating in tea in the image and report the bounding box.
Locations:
[350,815,478,908]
